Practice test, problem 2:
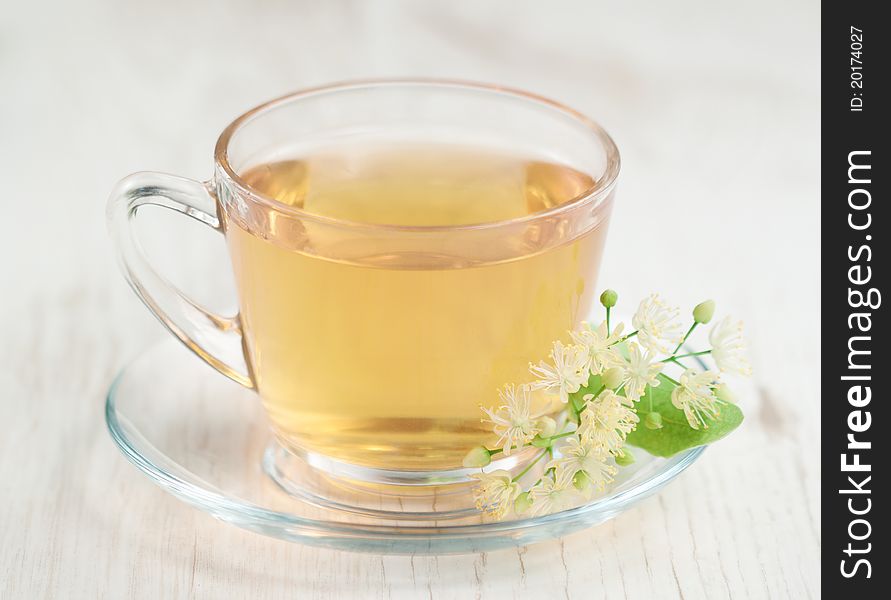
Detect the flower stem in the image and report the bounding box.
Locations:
[610,330,638,346]
[546,431,575,443]
[513,449,548,481]
[663,349,712,362]
[672,323,698,355]
[532,427,576,448]
[606,306,611,335]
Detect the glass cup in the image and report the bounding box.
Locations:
[107,80,620,485]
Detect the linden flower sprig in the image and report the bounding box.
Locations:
[463,290,750,519]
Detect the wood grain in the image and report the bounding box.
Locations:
[0,0,819,597]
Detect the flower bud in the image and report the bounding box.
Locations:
[715,383,736,403]
[535,416,557,438]
[615,449,635,466]
[601,367,625,390]
[514,491,533,514]
[644,411,664,430]
[693,299,716,324]
[600,289,618,308]
[462,446,492,468]
[573,470,592,491]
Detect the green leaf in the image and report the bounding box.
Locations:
[626,375,744,457]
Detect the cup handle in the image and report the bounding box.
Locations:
[107,172,254,388]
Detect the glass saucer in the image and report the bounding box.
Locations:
[106,339,705,554]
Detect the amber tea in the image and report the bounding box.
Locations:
[224,144,609,470]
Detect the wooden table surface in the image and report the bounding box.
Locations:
[1,1,819,598]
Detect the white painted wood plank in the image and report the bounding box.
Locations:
[0,0,819,598]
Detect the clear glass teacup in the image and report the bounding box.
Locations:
[108,80,619,485]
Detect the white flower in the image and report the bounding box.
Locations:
[671,368,722,429]
[482,384,540,455]
[709,316,752,376]
[621,342,663,403]
[529,341,591,403]
[547,437,617,492]
[632,294,684,354]
[528,472,577,516]
[470,470,521,519]
[570,320,625,375]
[577,390,640,456]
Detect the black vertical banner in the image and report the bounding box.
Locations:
[824,1,887,594]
